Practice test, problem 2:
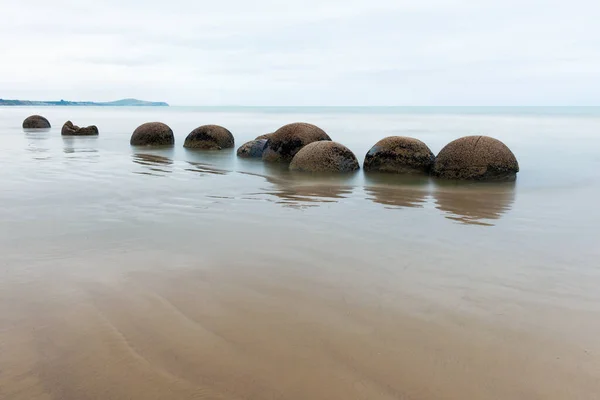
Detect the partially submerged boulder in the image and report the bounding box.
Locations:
[130,122,174,146]
[22,115,51,129]
[262,123,331,163]
[237,139,268,158]
[432,136,519,181]
[61,120,99,136]
[364,136,435,174]
[184,125,234,150]
[290,141,359,173]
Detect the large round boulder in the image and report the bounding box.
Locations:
[363,136,435,174]
[432,136,519,181]
[262,123,331,163]
[184,125,234,150]
[130,122,174,146]
[23,115,51,129]
[61,121,99,136]
[290,141,359,173]
[237,139,268,158]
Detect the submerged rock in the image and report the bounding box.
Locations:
[290,141,359,173]
[262,122,331,163]
[22,115,51,129]
[364,136,435,174]
[237,139,268,158]
[130,122,174,146]
[432,135,519,181]
[184,125,234,150]
[61,121,99,136]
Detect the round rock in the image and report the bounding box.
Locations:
[262,122,331,163]
[237,139,268,158]
[432,135,519,181]
[130,122,174,146]
[61,121,99,136]
[290,141,359,173]
[364,136,435,174]
[23,115,51,129]
[184,125,234,150]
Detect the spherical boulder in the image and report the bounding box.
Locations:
[61,121,99,136]
[364,136,435,174]
[237,139,268,158]
[432,135,519,181]
[184,125,234,150]
[262,123,331,163]
[130,122,174,146]
[23,115,51,129]
[290,141,359,173]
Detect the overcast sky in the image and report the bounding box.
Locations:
[0,0,598,105]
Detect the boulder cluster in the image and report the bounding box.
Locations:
[21,115,519,181]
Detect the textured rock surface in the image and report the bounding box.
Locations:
[364,136,435,174]
[22,115,51,129]
[237,139,268,158]
[184,125,234,150]
[262,123,331,163]
[432,135,519,181]
[256,133,273,140]
[61,121,99,136]
[130,122,174,146]
[290,141,359,173]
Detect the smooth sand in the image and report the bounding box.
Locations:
[2,258,598,400]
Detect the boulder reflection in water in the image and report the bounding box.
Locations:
[433,182,516,226]
[364,173,430,209]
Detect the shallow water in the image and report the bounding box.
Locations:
[1,106,600,399]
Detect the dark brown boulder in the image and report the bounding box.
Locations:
[262,123,331,163]
[130,122,174,146]
[237,139,268,158]
[363,136,435,174]
[256,132,273,140]
[183,125,234,150]
[290,141,359,173]
[22,115,51,129]
[432,136,519,181]
[61,121,99,136]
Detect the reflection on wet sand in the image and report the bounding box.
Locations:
[63,137,99,163]
[132,153,173,176]
[185,161,229,176]
[25,131,51,160]
[434,182,516,226]
[364,173,430,209]
[242,167,356,208]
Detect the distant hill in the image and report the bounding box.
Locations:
[0,98,169,107]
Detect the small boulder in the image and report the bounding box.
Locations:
[432,135,519,181]
[184,125,234,150]
[23,115,51,129]
[61,121,99,136]
[130,122,174,146]
[262,123,331,163]
[237,139,268,158]
[290,141,359,173]
[364,136,435,174]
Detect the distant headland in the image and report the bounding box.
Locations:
[0,98,169,107]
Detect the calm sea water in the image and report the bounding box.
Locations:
[1,106,600,399]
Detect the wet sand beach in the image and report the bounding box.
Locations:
[1,106,600,399]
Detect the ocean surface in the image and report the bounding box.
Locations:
[1,106,599,399]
